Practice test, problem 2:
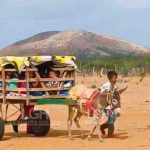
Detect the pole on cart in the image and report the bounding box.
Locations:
[26,66,30,105]
[2,67,6,104]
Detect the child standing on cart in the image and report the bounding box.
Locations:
[45,69,59,87]
[45,69,59,95]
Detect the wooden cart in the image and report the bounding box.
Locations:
[0,56,77,140]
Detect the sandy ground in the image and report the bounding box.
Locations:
[0,75,150,150]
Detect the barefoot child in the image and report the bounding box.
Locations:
[98,71,128,136]
[88,71,128,139]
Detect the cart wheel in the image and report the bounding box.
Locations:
[0,117,4,140]
[107,123,114,137]
[29,110,50,136]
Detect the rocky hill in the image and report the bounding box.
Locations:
[0,30,149,59]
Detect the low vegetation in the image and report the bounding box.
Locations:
[77,54,150,76]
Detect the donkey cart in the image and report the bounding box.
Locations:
[0,56,77,140]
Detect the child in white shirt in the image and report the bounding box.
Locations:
[100,71,127,95]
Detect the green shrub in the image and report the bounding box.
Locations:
[90,84,97,89]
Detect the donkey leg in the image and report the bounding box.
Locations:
[96,114,105,142]
[96,122,104,142]
[74,111,84,139]
[68,106,75,140]
[87,123,97,140]
[88,117,104,142]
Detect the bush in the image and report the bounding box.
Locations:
[90,84,97,89]
[77,54,150,75]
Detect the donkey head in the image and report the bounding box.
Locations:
[110,90,121,109]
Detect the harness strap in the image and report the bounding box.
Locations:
[85,90,100,117]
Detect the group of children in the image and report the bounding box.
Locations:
[0,69,73,96]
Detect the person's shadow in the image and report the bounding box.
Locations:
[3,129,90,140]
[86,131,129,140]
[111,132,129,140]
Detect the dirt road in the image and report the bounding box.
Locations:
[0,76,150,150]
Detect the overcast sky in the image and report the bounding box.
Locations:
[0,0,150,49]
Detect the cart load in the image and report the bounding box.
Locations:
[0,55,77,104]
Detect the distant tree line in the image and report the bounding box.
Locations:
[76,54,150,77]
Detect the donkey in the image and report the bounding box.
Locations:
[67,84,122,141]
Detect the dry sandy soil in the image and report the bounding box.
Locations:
[0,75,150,150]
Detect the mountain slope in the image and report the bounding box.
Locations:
[0,30,149,59]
